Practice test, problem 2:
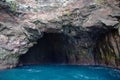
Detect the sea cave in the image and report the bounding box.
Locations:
[0,0,120,80]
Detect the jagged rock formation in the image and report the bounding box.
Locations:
[0,0,120,69]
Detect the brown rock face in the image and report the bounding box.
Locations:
[94,29,120,68]
[0,0,120,69]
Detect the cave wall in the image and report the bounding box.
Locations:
[94,29,120,67]
[0,0,120,69]
[19,28,120,68]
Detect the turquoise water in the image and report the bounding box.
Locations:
[0,65,120,80]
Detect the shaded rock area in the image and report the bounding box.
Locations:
[19,32,94,65]
[94,29,120,67]
[0,0,120,69]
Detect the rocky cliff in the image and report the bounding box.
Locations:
[0,0,120,69]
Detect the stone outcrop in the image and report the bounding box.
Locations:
[0,0,120,69]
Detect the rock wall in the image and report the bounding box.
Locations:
[0,0,120,69]
[94,29,120,67]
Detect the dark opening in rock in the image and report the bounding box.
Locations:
[19,33,76,65]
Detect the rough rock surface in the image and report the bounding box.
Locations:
[0,0,120,69]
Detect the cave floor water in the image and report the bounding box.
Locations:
[0,65,120,80]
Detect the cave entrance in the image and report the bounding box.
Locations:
[19,33,73,65]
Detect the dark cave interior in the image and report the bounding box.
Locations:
[19,33,73,65]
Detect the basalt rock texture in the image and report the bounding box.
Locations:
[0,0,120,69]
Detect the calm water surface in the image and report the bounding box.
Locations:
[0,65,120,80]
